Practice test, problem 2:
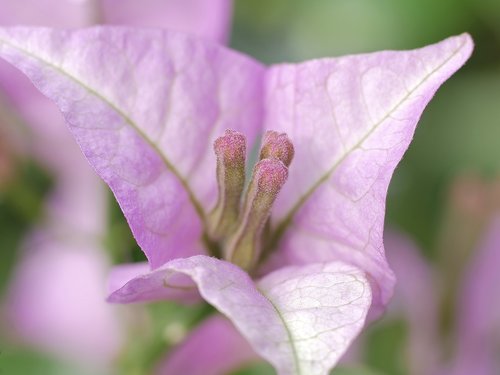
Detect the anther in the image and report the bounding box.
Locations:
[259,130,294,167]
[207,129,246,240]
[224,158,288,271]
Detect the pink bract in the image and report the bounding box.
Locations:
[156,315,259,375]
[0,27,472,375]
[450,217,500,375]
[0,0,232,370]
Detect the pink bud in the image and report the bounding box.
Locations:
[214,129,246,166]
[253,158,288,195]
[259,131,294,167]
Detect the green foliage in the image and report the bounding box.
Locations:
[0,343,103,375]
[117,302,215,375]
[332,366,386,375]
[0,159,52,294]
[104,191,145,264]
[232,362,276,375]
[364,319,409,375]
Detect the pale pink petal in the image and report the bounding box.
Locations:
[156,315,259,375]
[449,216,500,375]
[111,255,371,375]
[108,262,201,304]
[4,229,123,369]
[0,27,265,267]
[264,34,473,311]
[101,0,232,43]
[108,261,151,294]
[384,230,441,375]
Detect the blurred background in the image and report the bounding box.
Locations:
[0,0,499,374]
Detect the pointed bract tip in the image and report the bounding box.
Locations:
[452,32,474,57]
[457,32,474,46]
[431,32,474,65]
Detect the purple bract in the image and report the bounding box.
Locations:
[0,27,472,374]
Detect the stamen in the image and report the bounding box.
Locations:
[207,129,246,240]
[259,130,294,167]
[258,131,294,257]
[224,158,288,271]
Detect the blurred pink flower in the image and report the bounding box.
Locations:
[0,0,232,371]
[384,231,441,375]
[6,230,121,370]
[384,217,500,375]
[0,25,471,374]
[0,0,231,42]
[157,315,259,375]
[448,216,500,375]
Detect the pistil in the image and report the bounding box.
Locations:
[258,130,294,253]
[208,129,294,271]
[224,158,288,271]
[207,130,246,241]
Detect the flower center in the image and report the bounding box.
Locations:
[206,129,294,272]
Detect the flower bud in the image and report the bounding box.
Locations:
[225,158,288,271]
[208,130,246,241]
[259,130,294,167]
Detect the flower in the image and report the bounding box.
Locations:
[0,0,232,370]
[0,27,472,374]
